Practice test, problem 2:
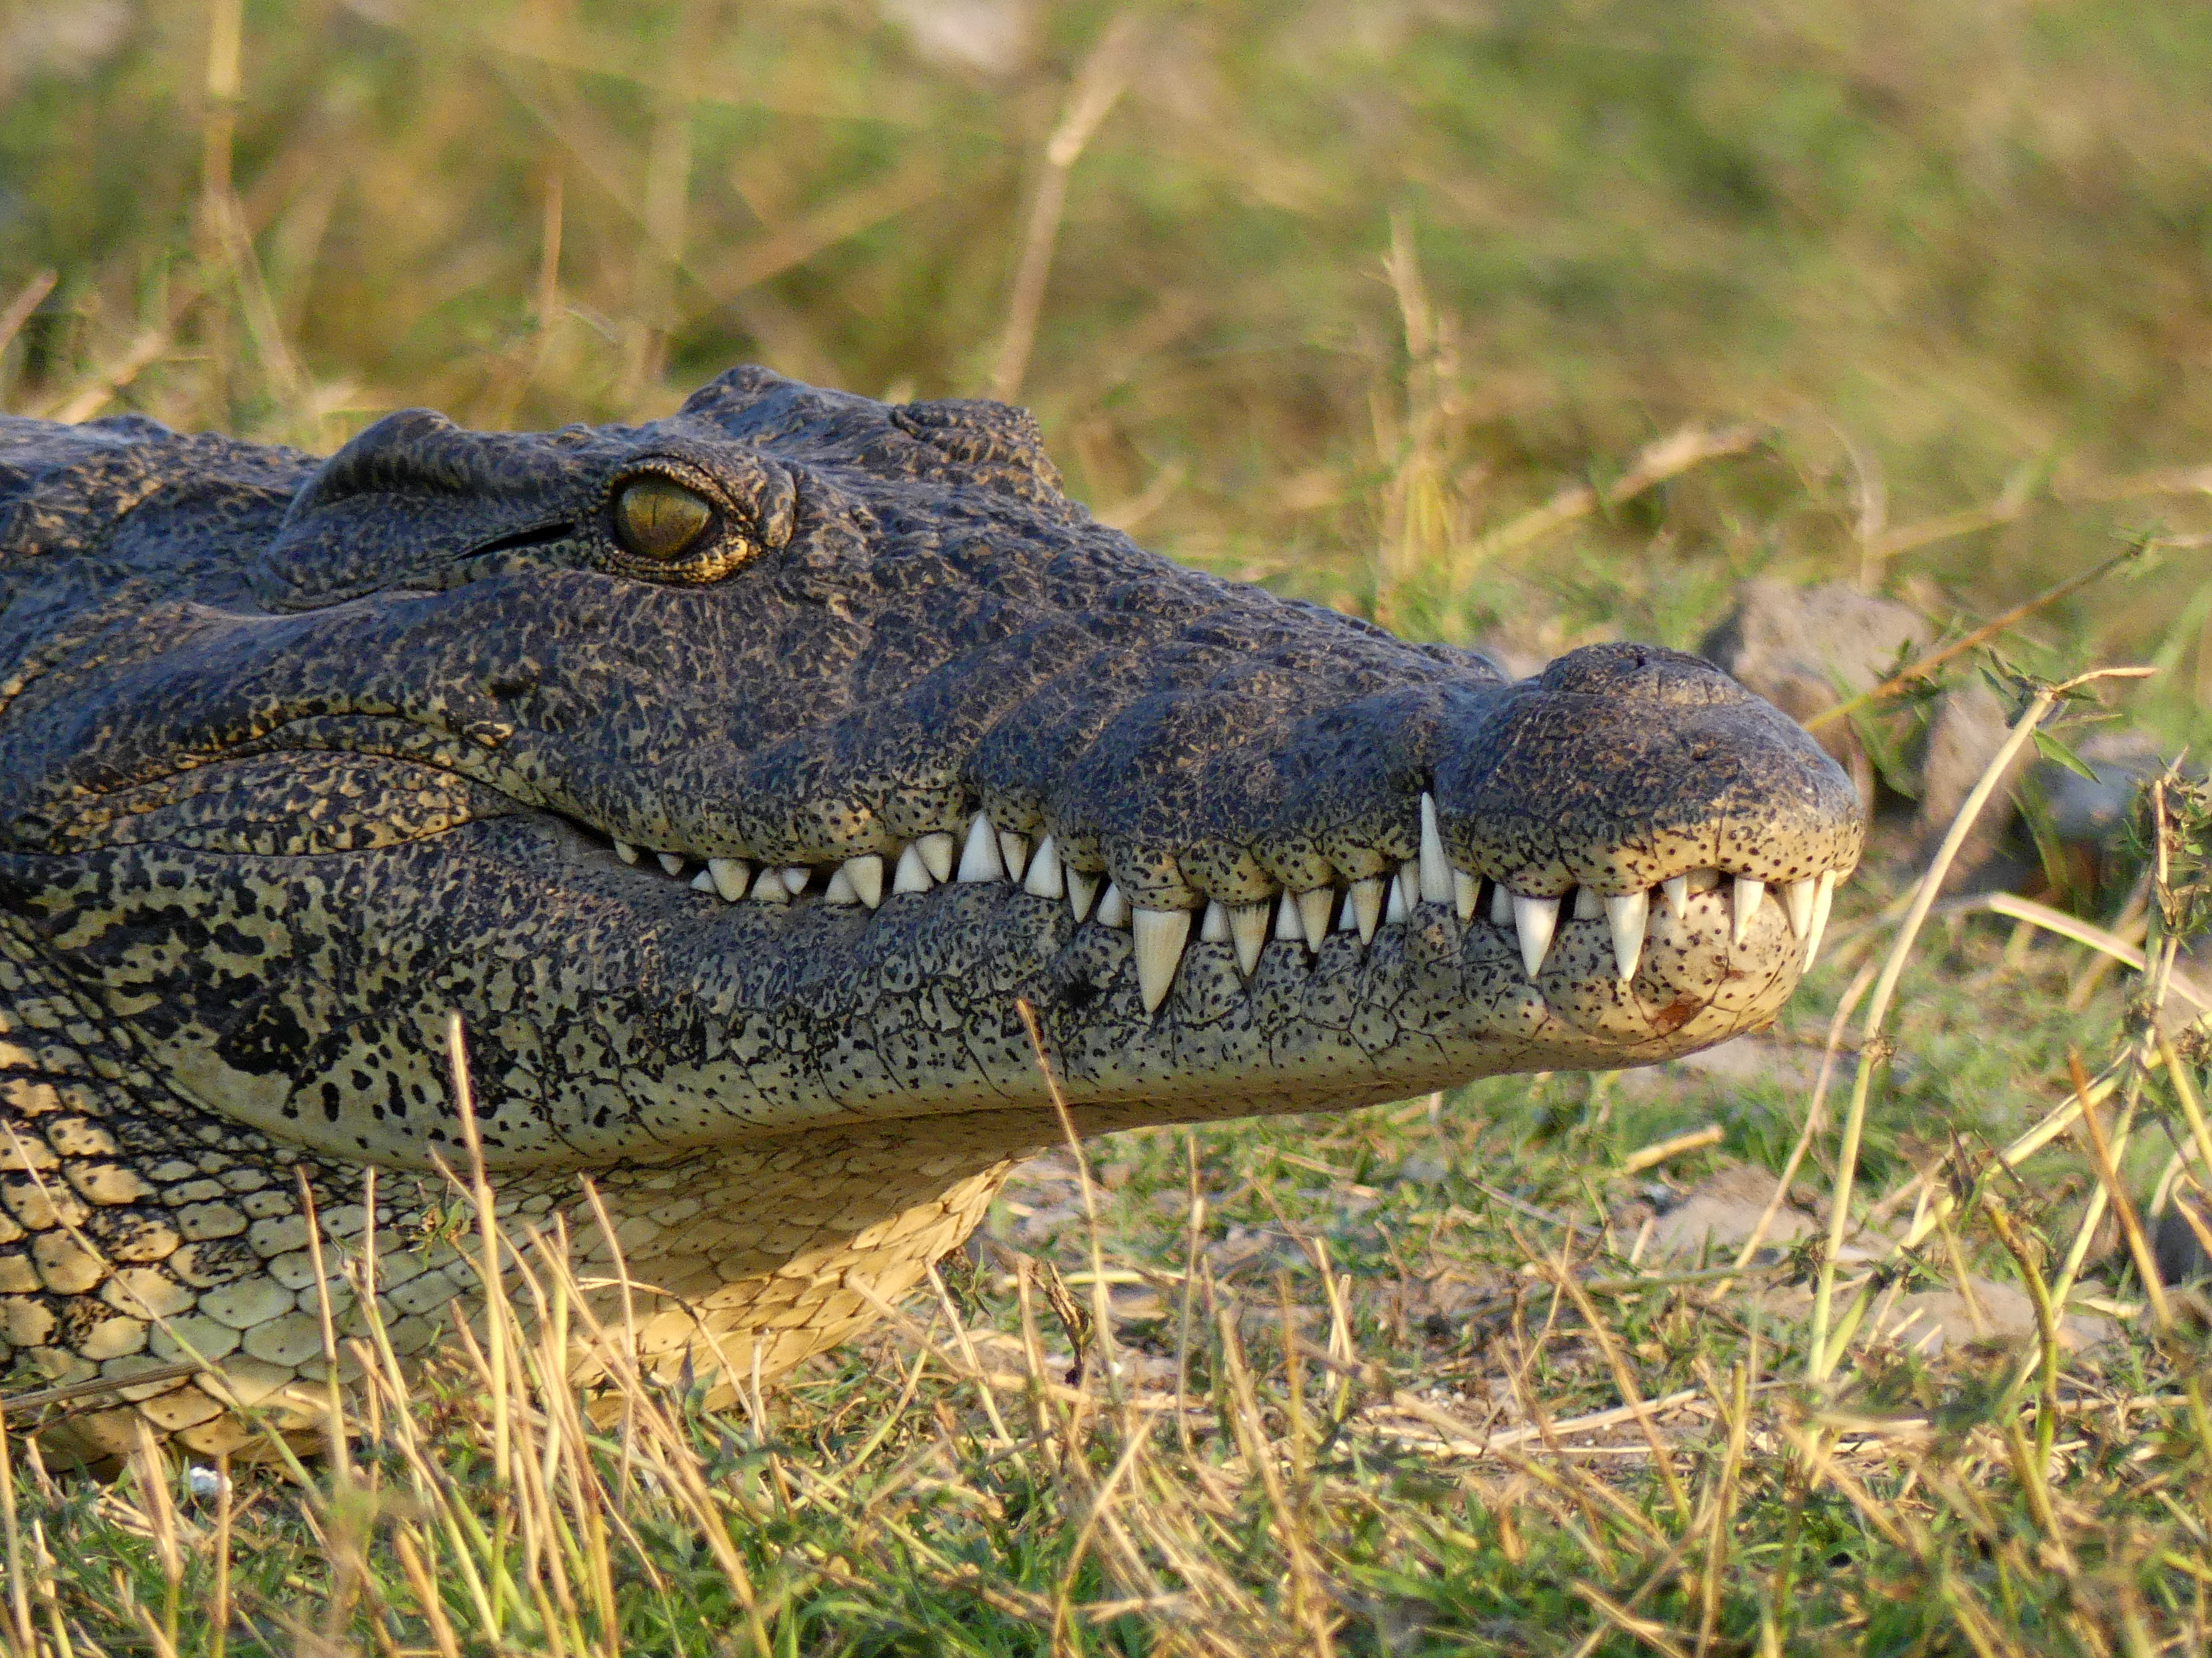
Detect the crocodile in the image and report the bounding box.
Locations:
[0,367,1861,1459]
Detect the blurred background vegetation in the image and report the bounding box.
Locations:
[5,0,2212,731]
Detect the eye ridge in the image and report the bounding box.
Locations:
[612,475,717,562]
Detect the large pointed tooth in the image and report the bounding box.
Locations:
[1067,868,1100,923]
[708,857,750,902]
[1096,881,1131,928]
[614,840,640,866]
[1512,893,1560,978]
[780,865,811,897]
[1732,876,1764,947]
[1229,900,1271,975]
[1490,881,1512,925]
[1662,874,1688,918]
[1453,868,1479,923]
[1350,877,1385,943]
[823,864,860,905]
[1023,833,1063,899]
[843,854,884,909]
[1200,898,1231,943]
[1298,886,1334,948]
[998,829,1030,883]
[1784,876,1816,940]
[749,866,790,903]
[1387,870,1410,926]
[690,868,715,893]
[1418,792,1453,905]
[658,851,687,877]
[894,842,934,894]
[1605,891,1648,985]
[915,832,956,884]
[1275,891,1304,943]
[1804,869,1836,969]
[958,813,1005,883]
[1132,907,1192,1013]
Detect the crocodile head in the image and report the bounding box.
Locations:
[0,368,1858,1447]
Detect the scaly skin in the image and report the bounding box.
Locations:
[0,368,1861,1458]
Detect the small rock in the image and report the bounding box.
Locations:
[2037,729,2166,842]
[1699,578,1928,812]
[1875,1278,2113,1356]
[2156,1197,2210,1288]
[1642,1165,1819,1263]
[1700,581,2035,884]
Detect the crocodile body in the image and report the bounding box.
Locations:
[0,368,1859,1458]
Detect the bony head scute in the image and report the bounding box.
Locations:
[612,475,715,563]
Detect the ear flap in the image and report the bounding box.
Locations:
[254,410,596,608]
[890,398,1063,501]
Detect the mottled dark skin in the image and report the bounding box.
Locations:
[0,368,1860,1455]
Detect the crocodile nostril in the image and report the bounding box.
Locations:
[1536,642,1742,706]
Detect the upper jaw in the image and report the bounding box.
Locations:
[582,787,1851,1026]
[548,641,1861,1027]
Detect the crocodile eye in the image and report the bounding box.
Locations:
[612,476,715,561]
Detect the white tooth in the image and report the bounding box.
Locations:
[958,813,1004,883]
[1023,833,1064,899]
[1399,859,1420,916]
[690,868,715,893]
[1662,874,1688,918]
[1453,867,1479,923]
[1418,792,1453,905]
[1132,907,1191,1014]
[1348,877,1384,942]
[893,842,934,894]
[1229,900,1271,975]
[998,829,1030,882]
[1275,891,1304,943]
[708,857,750,902]
[1096,881,1131,928]
[1784,876,1816,940]
[1067,868,1100,923]
[1386,871,1410,926]
[844,854,884,909]
[1200,898,1231,943]
[780,865,811,897]
[1732,876,1764,947]
[1804,869,1836,969]
[1298,886,1333,948]
[1335,891,1360,932]
[658,852,686,877]
[1573,886,1605,920]
[614,840,640,866]
[1490,882,1512,926]
[749,866,790,903]
[823,865,860,905]
[915,832,956,884]
[1605,891,1648,985]
[1512,893,1560,978]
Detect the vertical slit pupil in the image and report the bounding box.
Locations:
[615,477,714,560]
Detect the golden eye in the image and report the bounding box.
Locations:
[612,476,714,561]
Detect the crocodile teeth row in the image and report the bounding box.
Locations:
[623,803,1843,1015]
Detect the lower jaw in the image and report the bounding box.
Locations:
[620,883,1803,1147]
